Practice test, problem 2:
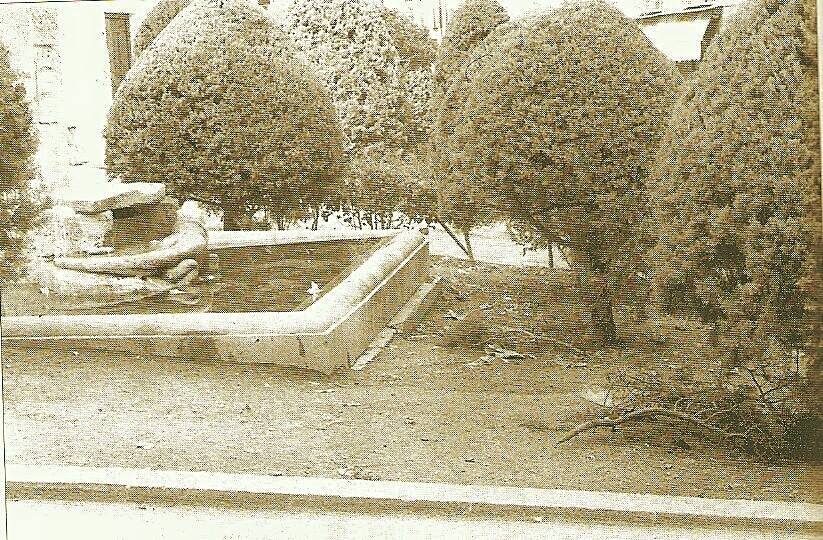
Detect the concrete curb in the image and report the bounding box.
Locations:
[6,465,822,528]
[388,275,445,334]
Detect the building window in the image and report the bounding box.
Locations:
[104,12,132,95]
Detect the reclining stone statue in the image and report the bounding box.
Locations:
[28,202,210,300]
[53,201,208,279]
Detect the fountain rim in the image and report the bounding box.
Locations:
[1,228,427,341]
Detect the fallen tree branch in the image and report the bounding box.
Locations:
[556,406,750,445]
[496,326,589,357]
[541,336,589,357]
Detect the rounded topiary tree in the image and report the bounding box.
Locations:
[105,0,345,229]
[447,0,682,342]
[381,8,437,71]
[433,18,518,236]
[442,0,510,54]
[651,0,820,374]
[0,43,40,282]
[132,0,193,58]
[430,0,511,244]
[432,0,509,104]
[285,0,406,154]
[380,8,438,152]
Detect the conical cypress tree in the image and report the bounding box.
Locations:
[105,0,345,229]
[651,0,820,375]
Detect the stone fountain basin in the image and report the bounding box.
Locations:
[2,229,429,374]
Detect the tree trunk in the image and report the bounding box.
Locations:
[222,205,251,231]
[462,229,475,261]
[579,253,618,344]
[436,220,472,259]
[312,207,320,231]
[591,287,618,344]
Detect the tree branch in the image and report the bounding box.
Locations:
[435,219,473,259]
[556,406,750,445]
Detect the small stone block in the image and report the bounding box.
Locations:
[57,182,166,214]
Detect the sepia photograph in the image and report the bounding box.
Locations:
[0,0,821,537]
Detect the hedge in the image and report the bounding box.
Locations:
[105,0,345,229]
[0,42,40,282]
[441,0,510,53]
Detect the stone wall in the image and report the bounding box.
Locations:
[0,1,156,197]
[0,4,72,193]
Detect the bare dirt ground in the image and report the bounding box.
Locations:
[2,257,821,503]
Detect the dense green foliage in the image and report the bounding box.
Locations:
[432,0,509,114]
[433,18,519,232]
[342,151,435,229]
[441,0,510,53]
[650,0,821,451]
[431,0,512,234]
[105,0,345,229]
[0,43,40,282]
[652,0,819,364]
[443,0,682,341]
[133,0,193,58]
[400,67,435,151]
[285,0,405,153]
[381,8,437,71]
[380,9,438,152]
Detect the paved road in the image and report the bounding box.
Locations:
[8,500,818,540]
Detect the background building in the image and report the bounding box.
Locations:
[380,0,743,67]
[0,0,155,195]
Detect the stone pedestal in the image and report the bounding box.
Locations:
[56,180,166,214]
[109,196,180,251]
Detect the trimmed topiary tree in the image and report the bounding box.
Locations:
[105,0,345,230]
[432,0,509,105]
[441,0,510,54]
[0,43,41,282]
[133,0,193,58]
[285,0,406,154]
[446,0,682,342]
[381,8,437,71]
[651,0,820,407]
[430,0,511,244]
[432,18,518,237]
[380,8,438,152]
